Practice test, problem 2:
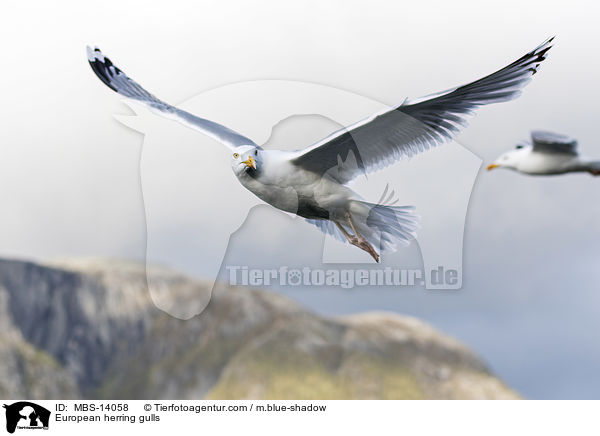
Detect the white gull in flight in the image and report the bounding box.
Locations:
[88,38,553,262]
[487,130,600,176]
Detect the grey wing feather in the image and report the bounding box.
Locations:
[531,130,578,155]
[290,37,554,183]
[87,46,256,150]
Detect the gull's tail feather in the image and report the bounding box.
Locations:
[350,200,419,253]
[306,201,419,253]
[587,160,600,176]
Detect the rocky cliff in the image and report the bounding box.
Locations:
[0,258,518,399]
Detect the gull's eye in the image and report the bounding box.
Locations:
[233,153,239,159]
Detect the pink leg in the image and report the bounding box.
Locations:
[334,213,380,263]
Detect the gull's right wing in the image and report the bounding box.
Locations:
[289,38,554,184]
[531,130,578,155]
[87,47,256,150]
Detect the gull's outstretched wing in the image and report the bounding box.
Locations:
[531,130,578,155]
[290,38,554,183]
[87,47,256,150]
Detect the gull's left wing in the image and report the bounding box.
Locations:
[289,37,554,184]
[87,47,256,150]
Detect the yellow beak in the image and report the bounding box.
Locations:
[242,156,257,169]
[486,163,500,171]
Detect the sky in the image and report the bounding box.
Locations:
[1,0,600,399]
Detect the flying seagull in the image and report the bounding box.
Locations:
[87,38,553,262]
[487,130,600,176]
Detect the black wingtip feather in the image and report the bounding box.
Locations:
[87,46,120,93]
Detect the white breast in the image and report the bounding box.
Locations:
[235,150,355,215]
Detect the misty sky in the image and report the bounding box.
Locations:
[2,0,600,399]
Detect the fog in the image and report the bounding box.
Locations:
[1,0,599,398]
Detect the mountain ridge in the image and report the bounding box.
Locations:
[0,257,518,399]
